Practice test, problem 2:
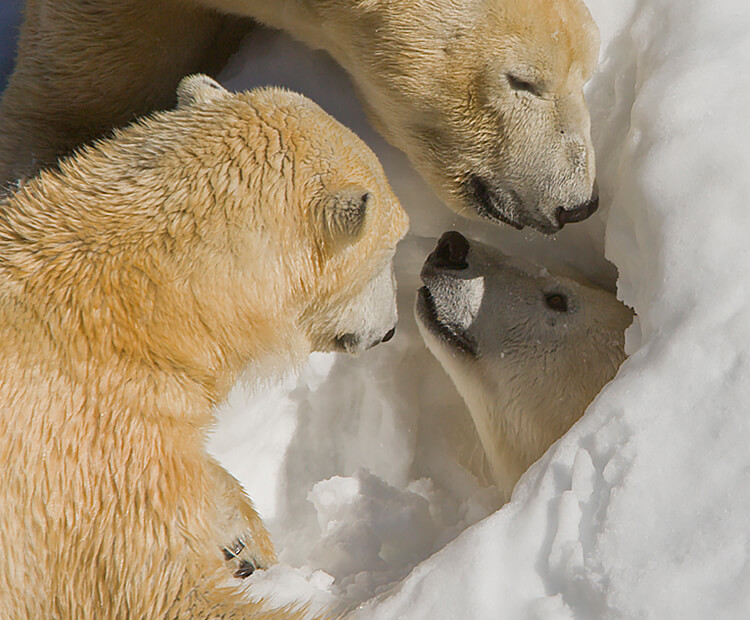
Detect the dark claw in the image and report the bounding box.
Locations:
[221,538,246,561]
[234,560,257,579]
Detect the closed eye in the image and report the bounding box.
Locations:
[506,73,542,97]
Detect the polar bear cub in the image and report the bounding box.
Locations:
[0,75,407,619]
[415,232,632,500]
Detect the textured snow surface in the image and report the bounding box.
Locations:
[203,0,750,617]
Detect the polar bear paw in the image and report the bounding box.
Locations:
[207,458,278,579]
[216,500,277,579]
[221,535,269,579]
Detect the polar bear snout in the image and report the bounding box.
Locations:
[464,172,599,234]
[416,233,484,357]
[328,262,400,355]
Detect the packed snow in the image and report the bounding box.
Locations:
[2,0,749,616]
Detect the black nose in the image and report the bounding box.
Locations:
[555,194,599,228]
[381,326,396,343]
[428,231,470,270]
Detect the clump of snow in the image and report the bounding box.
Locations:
[210,0,750,617]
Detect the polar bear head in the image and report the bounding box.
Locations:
[8,75,408,393]
[325,0,600,233]
[415,232,631,497]
[172,76,410,364]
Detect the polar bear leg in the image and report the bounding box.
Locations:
[206,457,277,579]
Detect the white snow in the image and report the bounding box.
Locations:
[208,0,750,617]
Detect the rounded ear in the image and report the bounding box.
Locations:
[176,74,227,108]
[321,186,371,246]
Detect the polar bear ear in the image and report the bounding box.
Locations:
[321,186,371,246]
[176,74,227,108]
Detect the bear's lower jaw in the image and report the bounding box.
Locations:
[464,175,525,231]
[415,287,477,357]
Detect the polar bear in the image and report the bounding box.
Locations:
[0,0,600,232]
[415,231,632,500]
[0,75,408,619]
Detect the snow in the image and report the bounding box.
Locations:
[212,0,750,616]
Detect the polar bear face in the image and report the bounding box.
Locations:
[415,232,631,497]
[327,0,601,233]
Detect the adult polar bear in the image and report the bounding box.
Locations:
[0,75,408,618]
[0,0,600,233]
[416,232,632,501]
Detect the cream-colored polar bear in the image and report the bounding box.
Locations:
[0,75,408,619]
[0,0,599,232]
[415,232,632,500]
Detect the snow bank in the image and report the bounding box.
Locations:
[211,0,750,617]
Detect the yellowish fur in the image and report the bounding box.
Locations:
[0,78,407,618]
[1,0,600,231]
